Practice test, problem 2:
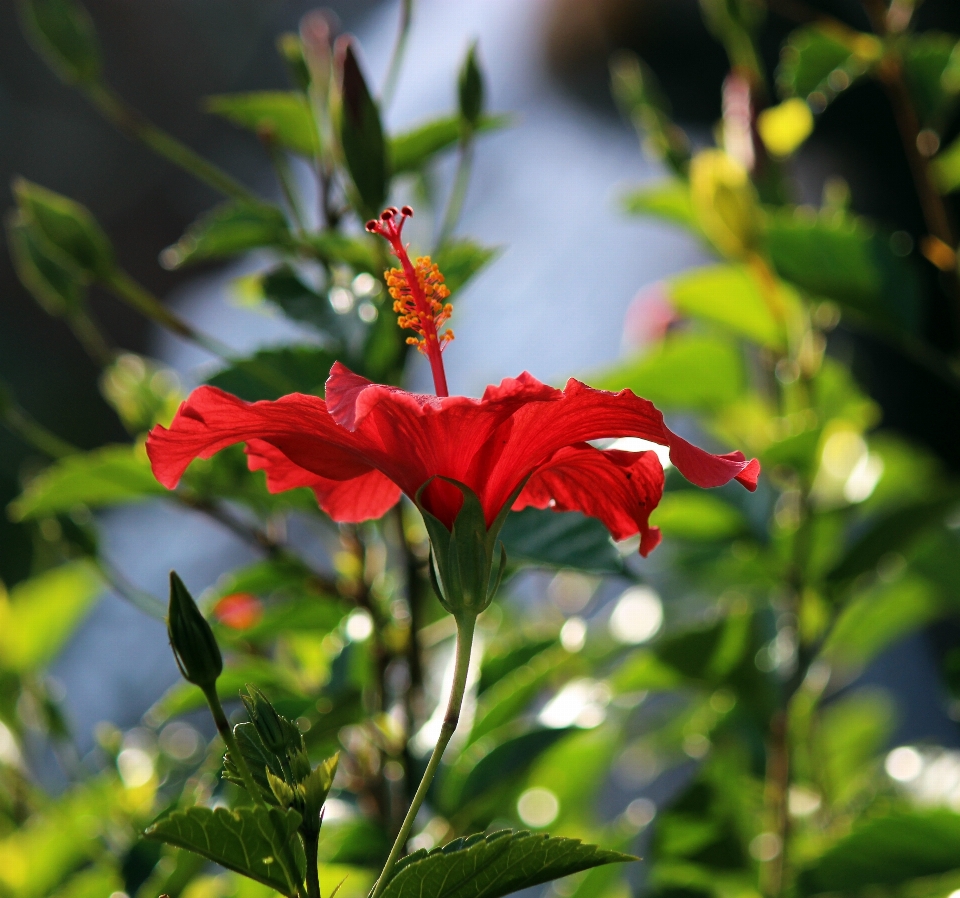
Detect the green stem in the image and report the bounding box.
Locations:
[381,0,415,109]
[201,685,303,898]
[266,140,309,235]
[436,135,474,249]
[1,397,78,459]
[66,308,114,367]
[369,612,477,898]
[305,831,322,898]
[85,83,261,206]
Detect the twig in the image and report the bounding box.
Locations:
[381,0,415,110]
[436,134,475,249]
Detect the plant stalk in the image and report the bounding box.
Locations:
[369,612,477,898]
[305,830,322,898]
[436,134,475,249]
[381,0,415,109]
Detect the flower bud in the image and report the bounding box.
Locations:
[241,684,299,755]
[167,572,222,689]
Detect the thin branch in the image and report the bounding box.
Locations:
[381,0,415,110]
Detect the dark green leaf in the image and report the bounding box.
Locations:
[380,830,634,898]
[776,24,877,107]
[307,231,377,272]
[18,0,101,85]
[9,444,165,520]
[257,266,339,335]
[206,346,339,402]
[651,491,748,541]
[655,611,753,684]
[335,40,387,216]
[826,494,960,583]
[161,202,292,269]
[623,180,697,230]
[901,32,960,128]
[144,805,304,896]
[500,508,623,574]
[797,811,960,895]
[206,91,318,157]
[13,178,114,279]
[591,333,745,412]
[6,210,86,316]
[434,239,500,295]
[458,42,485,127]
[766,208,922,334]
[389,115,510,175]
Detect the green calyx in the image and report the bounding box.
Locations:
[167,571,223,690]
[416,477,516,619]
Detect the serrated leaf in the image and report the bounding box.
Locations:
[797,810,960,895]
[9,443,165,520]
[591,334,745,412]
[667,264,793,350]
[434,239,500,295]
[13,178,114,279]
[19,0,102,85]
[205,345,338,402]
[162,202,292,269]
[380,830,634,898]
[206,91,319,157]
[500,508,623,574]
[766,209,921,334]
[144,805,304,896]
[0,561,102,673]
[623,180,697,230]
[389,115,510,175]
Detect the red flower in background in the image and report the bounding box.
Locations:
[146,207,759,557]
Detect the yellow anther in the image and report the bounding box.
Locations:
[384,255,454,354]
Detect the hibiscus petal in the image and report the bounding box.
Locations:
[245,439,401,522]
[514,444,665,557]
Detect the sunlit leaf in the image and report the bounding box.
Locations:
[797,810,960,895]
[206,91,318,157]
[389,114,510,175]
[144,805,305,896]
[622,180,697,230]
[591,333,745,412]
[609,649,682,693]
[500,508,623,574]
[9,443,164,520]
[380,830,634,898]
[0,561,102,673]
[932,133,960,194]
[651,491,748,541]
[161,202,292,269]
[776,24,878,107]
[49,864,123,898]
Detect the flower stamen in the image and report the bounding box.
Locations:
[366,206,452,397]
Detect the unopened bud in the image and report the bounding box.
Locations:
[241,684,293,754]
[167,572,222,689]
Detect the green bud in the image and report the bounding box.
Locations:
[19,0,102,86]
[241,684,302,755]
[458,41,485,130]
[167,571,222,689]
[13,179,115,280]
[267,769,296,808]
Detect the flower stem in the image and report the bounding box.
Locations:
[85,82,262,206]
[369,612,477,898]
[305,830,322,898]
[436,133,475,250]
[200,685,303,898]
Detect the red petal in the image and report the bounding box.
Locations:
[515,444,665,557]
[245,439,400,522]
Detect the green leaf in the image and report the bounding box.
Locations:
[205,345,338,402]
[776,24,878,107]
[144,805,305,896]
[335,41,387,216]
[591,333,745,412]
[651,491,748,541]
[655,611,753,684]
[458,42,485,128]
[826,493,960,583]
[13,178,114,279]
[18,0,102,85]
[256,266,340,335]
[797,810,960,895]
[307,231,378,272]
[666,264,791,349]
[766,208,922,334]
[389,115,510,175]
[824,576,942,669]
[623,180,697,230]
[380,830,634,898]
[0,561,101,673]
[932,132,960,194]
[9,443,165,520]
[901,32,960,128]
[500,508,623,574]
[49,864,123,898]
[6,209,86,317]
[610,649,683,693]
[206,91,319,157]
[161,202,292,269]
[434,239,500,295]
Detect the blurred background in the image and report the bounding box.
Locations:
[4,0,960,880]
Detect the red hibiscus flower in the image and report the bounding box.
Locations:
[146,207,758,563]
